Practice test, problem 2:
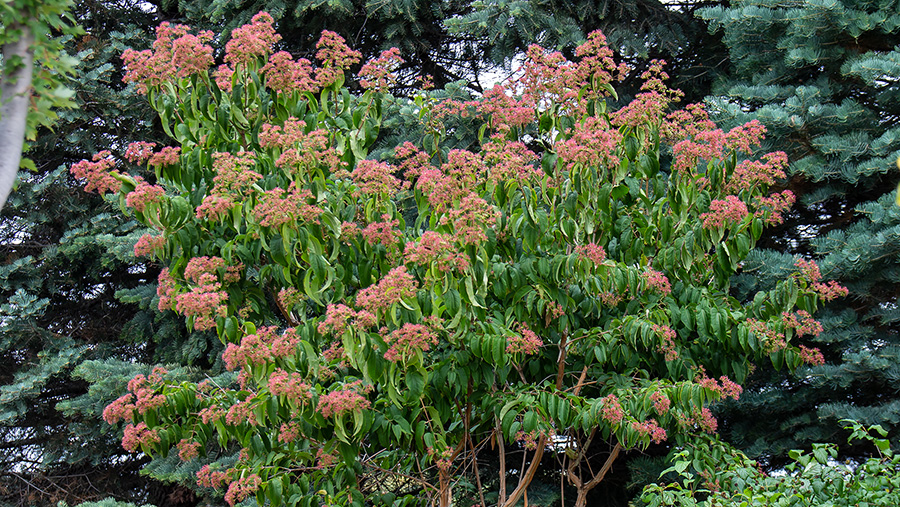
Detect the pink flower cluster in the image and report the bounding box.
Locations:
[253,184,321,227]
[121,422,160,452]
[782,310,824,337]
[632,419,667,444]
[125,177,165,213]
[355,266,418,314]
[556,117,622,171]
[575,243,607,264]
[753,190,795,225]
[196,465,229,489]
[70,151,121,194]
[225,12,281,66]
[515,430,543,451]
[799,345,826,366]
[701,195,749,228]
[725,152,788,193]
[177,439,201,461]
[317,448,338,468]
[222,326,300,370]
[404,231,470,273]
[650,391,670,414]
[278,420,302,443]
[601,394,625,426]
[147,146,181,167]
[383,323,439,362]
[747,319,786,352]
[315,30,362,87]
[224,474,262,507]
[102,368,169,424]
[351,159,406,197]
[695,407,718,433]
[318,304,356,336]
[813,280,849,301]
[695,373,743,401]
[268,369,312,403]
[362,217,402,248]
[124,141,157,163]
[794,258,822,282]
[225,399,256,426]
[441,194,498,246]
[122,22,214,93]
[481,135,542,184]
[317,381,372,418]
[199,405,225,424]
[134,233,166,257]
[359,47,404,92]
[642,268,672,296]
[261,51,318,94]
[651,324,678,361]
[476,85,536,129]
[505,323,542,356]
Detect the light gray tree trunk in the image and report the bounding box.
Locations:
[0,21,35,210]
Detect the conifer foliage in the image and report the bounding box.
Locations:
[700,0,900,464]
[75,13,845,507]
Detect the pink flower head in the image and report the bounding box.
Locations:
[70,151,121,194]
[225,12,281,66]
[753,190,795,225]
[650,391,670,414]
[224,474,262,507]
[315,30,361,86]
[177,439,202,461]
[556,117,622,171]
[261,51,318,94]
[267,369,312,403]
[695,407,718,433]
[642,268,672,296]
[404,231,470,273]
[318,304,356,336]
[782,310,824,337]
[355,266,418,314]
[384,323,439,362]
[795,258,822,283]
[476,85,536,128]
[252,183,321,228]
[505,323,542,356]
[147,146,181,168]
[196,465,229,489]
[701,195,749,228]
[125,178,165,213]
[317,381,371,418]
[481,134,542,183]
[124,142,157,164]
[134,233,166,257]
[359,47,404,92]
[812,280,849,301]
[632,419,667,444]
[799,345,825,366]
[121,422,160,452]
[351,159,405,197]
[122,23,214,93]
[575,243,607,264]
[601,394,625,426]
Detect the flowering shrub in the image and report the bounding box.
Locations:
[74,13,849,507]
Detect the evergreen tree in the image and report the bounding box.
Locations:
[699,0,900,466]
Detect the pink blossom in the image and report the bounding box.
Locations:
[147,146,181,167]
[199,405,225,424]
[476,85,536,128]
[134,233,166,257]
[481,134,542,183]
[211,151,260,192]
[125,178,165,213]
[794,258,822,283]
[575,243,607,264]
[177,439,201,461]
[318,304,356,336]
[632,419,667,444]
[261,51,318,94]
[362,217,402,248]
[556,117,622,171]
[650,391,670,414]
[506,323,542,356]
[813,280,849,301]
[156,268,178,312]
[213,64,234,92]
[651,324,678,361]
[70,151,121,194]
[103,393,135,424]
[196,465,229,489]
[601,394,625,426]
[317,381,372,418]
[799,345,825,366]
[355,266,418,314]
[252,184,321,227]
[122,23,214,93]
[753,190,795,225]
[701,195,749,228]
[121,422,160,452]
[225,399,256,426]
[404,231,470,273]
[221,326,296,370]
[359,47,404,92]
[124,141,157,163]
[725,151,788,193]
[267,369,312,403]
[782,310,824,337]
[224,474,262,507]
[195,194,236,221]
[351,159,405,197]
[747,319,787,352]
[316,448,338,468]
[695,407,718,433]
[383,323,439,362]
[225,12,281,66]
[314,30,361,87]
[441,193,498,246]
[642,269,672,296]
[278,421,302,443]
